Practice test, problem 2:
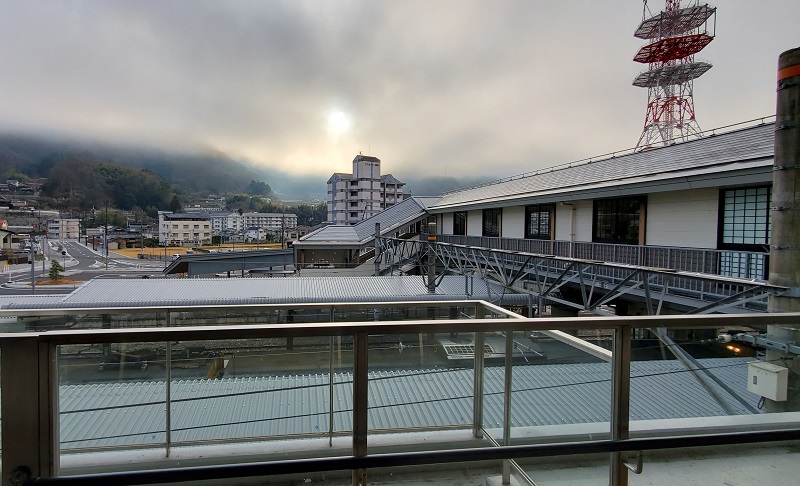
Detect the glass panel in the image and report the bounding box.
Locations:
[513,326,612,483]
[58,341,167,455]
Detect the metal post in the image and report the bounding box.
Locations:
[374,223,381,276]
[166,339,172,457]
[427,221,437,293]
[502,328,514,484]
[473,305,485,439]
[352,331,369,485]
[30,254,35,295]
[610,325,632,486]
[1,337,57,484]
[329,335,335,447]
[104,202,109,270]
[767,46,800,411]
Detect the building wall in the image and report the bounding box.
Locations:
[502,206,525,239]
[441,213,454,234]
[47,219,80,239]
[436,188,720,249]
[466,211,482,236]
[327,155,406,224]
[646,188,718,247]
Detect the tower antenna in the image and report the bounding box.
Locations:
[632,1,717,150]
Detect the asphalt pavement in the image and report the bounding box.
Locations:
[2,238,167,295]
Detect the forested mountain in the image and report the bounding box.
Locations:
[38,156,175,217]
[0,133,280,198]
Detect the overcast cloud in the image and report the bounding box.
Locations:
[1,0,797,180]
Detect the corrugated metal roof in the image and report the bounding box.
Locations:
[299,196,441,244]
[1,275,525,310]
[58,358,758,449]
[430,122,774,211]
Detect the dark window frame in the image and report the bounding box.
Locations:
[592,196,645,245]
[717,185,771,251]
[453,211,467,236]
[525,204,554,240]
[482,208,502,237]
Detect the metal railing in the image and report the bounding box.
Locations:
[1,303,799,486]
[437,235,768,281]
[376,236,780,314]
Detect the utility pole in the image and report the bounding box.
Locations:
[767,46,800,411]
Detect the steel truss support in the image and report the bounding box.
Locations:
[375,237,786,316]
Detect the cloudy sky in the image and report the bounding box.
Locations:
[1,1,797,180]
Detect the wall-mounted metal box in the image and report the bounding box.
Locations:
[747,361,788,401]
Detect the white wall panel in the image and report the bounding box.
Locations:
[646,188,718,247]
[502,206,525,238]
[467,211,483,236]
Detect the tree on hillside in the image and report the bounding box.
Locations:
[246,180,272,196]
[169,196,182,212]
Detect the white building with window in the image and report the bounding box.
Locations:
[208,212,298,237]
[427,121,775,279]
[47,219,80,239]
[327,154,407,224]
[158,212,212,247]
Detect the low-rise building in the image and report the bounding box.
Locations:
[158,212,212,247]
[47,218,80,239]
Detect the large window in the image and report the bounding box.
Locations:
[525,204,553,239]
[453,212,467,236]
[719,186,771,250]
[482,208,502,237]
[593,197,645,244]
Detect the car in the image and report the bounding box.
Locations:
[309,260,335,269]
[97,353,148,372]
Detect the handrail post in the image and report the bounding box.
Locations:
[473,305,485,439]
[610,324,633,486]
[165,339,172,457]
[1,336,58,485]
[353,331,369,485]
[329,335,335,447]
[502,327,513,484]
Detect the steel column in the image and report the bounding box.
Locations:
[353,331,369,485]
[610,325,632,486]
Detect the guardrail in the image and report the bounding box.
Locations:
[437,235,768,281]
[1,304,799,486]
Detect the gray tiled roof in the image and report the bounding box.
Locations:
[300,196,440,244]
[0,275,520,310]
[430,122,774,210]
[58,358,758,449]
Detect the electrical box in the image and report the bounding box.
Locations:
[747,361,788,401]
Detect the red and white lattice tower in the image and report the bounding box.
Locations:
[633,1,717,150]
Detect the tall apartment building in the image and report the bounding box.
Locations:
[327,154,406,224]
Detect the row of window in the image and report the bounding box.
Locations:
[449,187,771,250]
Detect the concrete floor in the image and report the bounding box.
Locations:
[275,443,800,486]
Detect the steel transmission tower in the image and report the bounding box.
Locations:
[633,1,717,150]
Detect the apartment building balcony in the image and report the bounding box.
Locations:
[1,301,798,485]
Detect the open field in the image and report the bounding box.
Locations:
[113,244,282,259]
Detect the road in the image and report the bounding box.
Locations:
[1,239,168,295]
